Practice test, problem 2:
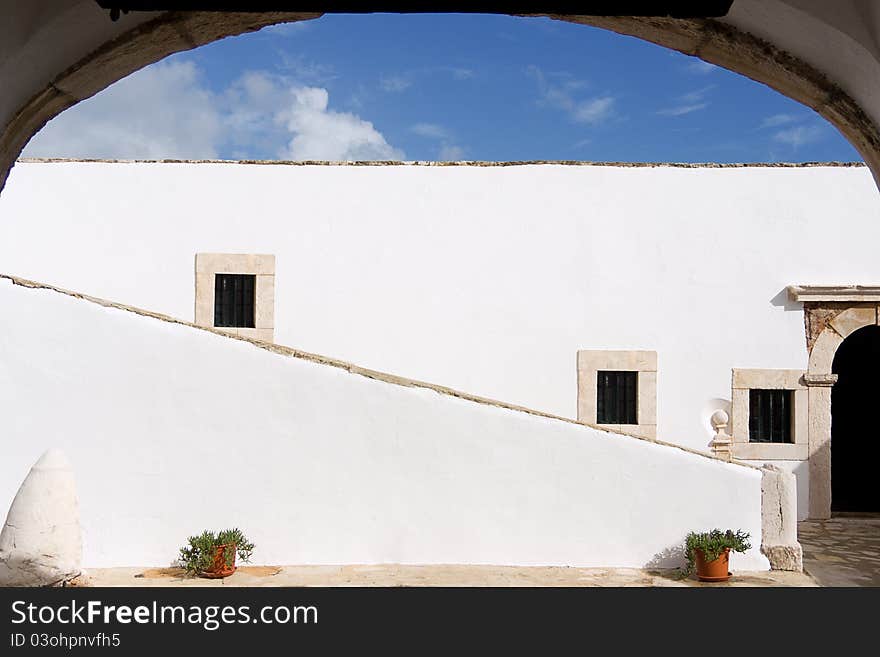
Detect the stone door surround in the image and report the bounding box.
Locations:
[788,286,880,519]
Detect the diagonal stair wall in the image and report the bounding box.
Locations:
[0,274,770,569]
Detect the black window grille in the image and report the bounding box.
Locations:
[597,371,638,424]
[214,274,255,328]
[749,389,792,443]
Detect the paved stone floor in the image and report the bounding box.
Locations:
[74,564,816,587]
[799,516,880,586]
[73,517,880,588]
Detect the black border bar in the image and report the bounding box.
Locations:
[94,2,735,19]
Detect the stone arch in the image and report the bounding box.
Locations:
[809,308,878,374]
[805,305,880,518]
[2,10,880,194]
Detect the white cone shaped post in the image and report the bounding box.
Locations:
[0,449,82,586]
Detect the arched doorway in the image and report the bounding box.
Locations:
[831,325,880,512]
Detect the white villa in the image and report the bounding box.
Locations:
[1,157,877,575]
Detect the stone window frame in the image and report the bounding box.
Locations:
[577,350,657,439]
[195,253,275,343]
[729,369,808,461]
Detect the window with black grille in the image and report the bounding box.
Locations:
[214,273,255,328]
[748,389,793,443]
[597,371,638,424]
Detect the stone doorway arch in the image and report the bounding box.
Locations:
[830,325,880,512]
[790,287,880,518]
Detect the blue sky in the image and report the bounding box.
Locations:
[25,13,863,163]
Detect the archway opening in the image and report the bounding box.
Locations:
[18,13,865,164]
[831,324,880,513]
[3,7,880,195]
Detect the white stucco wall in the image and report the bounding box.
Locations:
[2,161,878,460]
[0,278,769,569]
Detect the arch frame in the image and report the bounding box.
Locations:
[800,298,880,518]
[1,11,880,194]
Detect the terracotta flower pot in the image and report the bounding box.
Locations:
[694,547,730,582]
[200,543,237,579]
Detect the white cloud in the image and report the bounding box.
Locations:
[225,72,404,160]
[685,59,717,74]
[379,75,411,93]
[760,113,799,129]
[260,20,313,37]
[278,86,404,160]
[758,112,825,149]
[23,61,222,159]
[410,122,465,160]
[527,65,616,126]
[275,53,335,84]
[657,86,713,117]
[345,83,370,110]
[657,103,708,117]
[573,96,615,124]
[438,144,465,160]
[411,123,450,139]
[679,86,715,103]
[773,124,825,148]
[24,61,404,162]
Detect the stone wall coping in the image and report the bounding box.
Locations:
[15,157,867,169]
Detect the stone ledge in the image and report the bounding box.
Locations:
[803,373,838,387]
[788,285,880,303]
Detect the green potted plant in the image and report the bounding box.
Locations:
[684,529,751,582]
[178,528,255,579]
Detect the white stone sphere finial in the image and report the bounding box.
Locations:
[710,409,729,430]
[709,410,733,461]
